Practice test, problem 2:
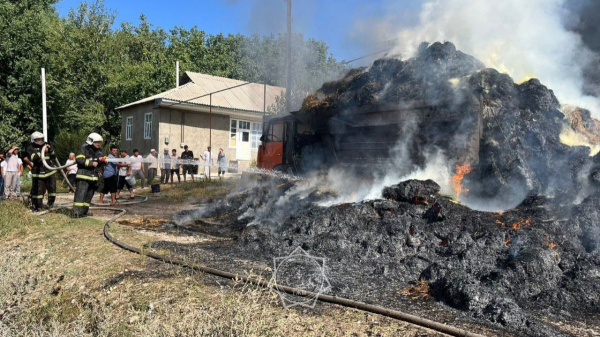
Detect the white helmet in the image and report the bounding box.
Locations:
[86,132,103,145]
[31,131,44,143]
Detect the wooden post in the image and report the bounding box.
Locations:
[209,93,212,181]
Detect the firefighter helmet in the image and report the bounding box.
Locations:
[86,132,103,145]
[31,131,44,143]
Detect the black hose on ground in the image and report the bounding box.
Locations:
[34,196,487,337]
[102,212,487,337]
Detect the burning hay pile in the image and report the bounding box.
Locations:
[220,178,600,336]
[194,42,600,336]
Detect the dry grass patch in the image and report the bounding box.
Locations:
[399,281,431,300]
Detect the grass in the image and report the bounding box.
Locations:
[0,192,443,336]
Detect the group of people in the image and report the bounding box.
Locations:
[1,131,230,217]
[0,146,25,200]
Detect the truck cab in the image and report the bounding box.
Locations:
[257,114,318,174]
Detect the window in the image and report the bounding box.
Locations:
[251,122,262,149]
[270,122,285,141]
[144,113,152,139]
[126,117,133,140]
[239,121,250,130]
[230,119,237,148]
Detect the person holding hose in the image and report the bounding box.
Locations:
[22,132,57,211]
[73,133,106,218]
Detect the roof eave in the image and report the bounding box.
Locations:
[157,98,269,116]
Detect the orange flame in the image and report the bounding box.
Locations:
[452,164,472,198]
[545,236,557,249]
[511,216,532,230]
[505,237,510,246]
[496,220,505,226]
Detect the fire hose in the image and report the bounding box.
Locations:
[34,151,483,336]
[39,143,302,182]
[101,212,486,337]
[34,198,485,337]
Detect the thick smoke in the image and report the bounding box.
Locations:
[355,0,600,115]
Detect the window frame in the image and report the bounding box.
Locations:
[230,119,237,148]
[144,112,152,140]
[126,117,133,140]
[251,122,262,149]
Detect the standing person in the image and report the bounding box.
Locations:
[146,149,158,185]
[16,156,23,197]
[130,149,146,189]
[170,149,181,184]
[72,133,106,218]
[0,151,5,200]
[22,133,57,210]
[116,149,134,199]
[159,148,171,184]
[4,146,20,199]
[217,148,227,179]
[181,145,195,182]
[99,146,119,206]
[65,153,78,192]
[200,146,213,180]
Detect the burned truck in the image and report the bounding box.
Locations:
[257,98,483,176]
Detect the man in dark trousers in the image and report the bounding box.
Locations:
[73,132,106,218]
[181,145,195,182]
[22,132,57,211]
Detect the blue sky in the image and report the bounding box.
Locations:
[55,0,424,65]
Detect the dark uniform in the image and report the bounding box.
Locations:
[24,143,57,210]
[73,144,105,217]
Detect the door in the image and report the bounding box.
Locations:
[236,120,252,161]
[258,121,285,170]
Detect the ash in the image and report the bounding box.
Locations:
[160,42,600,336]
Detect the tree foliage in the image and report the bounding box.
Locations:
[0,0,345,150]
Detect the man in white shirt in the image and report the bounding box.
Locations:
[0,151,6,199]
[200,146,213,180]
[65,153,77,192]
[130,149,146,189]
[4,146,20,199]
[159,148,171,184]
[16,157,23,196]
[147,149,158,184]
[117,149,135,199]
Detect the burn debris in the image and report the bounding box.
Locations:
[190,42,600,336]
[222,179,600,336]
[382,179,440,204]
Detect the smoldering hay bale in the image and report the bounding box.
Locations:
[303,41,600,209]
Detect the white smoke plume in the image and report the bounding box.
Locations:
[357,0,600,115]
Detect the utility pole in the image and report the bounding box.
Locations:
[176,61,180,88]
[41,68,48,142]
[285,0,292,114]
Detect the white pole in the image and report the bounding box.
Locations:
[41,68,47,142]
[176,61,179,88]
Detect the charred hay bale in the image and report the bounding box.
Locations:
[382,179,440,204]
[505,247,562,298]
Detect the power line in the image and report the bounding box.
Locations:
[146,47,395,110]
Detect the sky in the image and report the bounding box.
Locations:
[54,0,424,66]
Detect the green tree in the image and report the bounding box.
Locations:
[0,0,344,150]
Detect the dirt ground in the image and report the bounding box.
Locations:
[0,182,450,336]
[6,180,597,336]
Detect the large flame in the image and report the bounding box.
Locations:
[452,163,472,198]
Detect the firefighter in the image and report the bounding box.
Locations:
[22,131,57,211]
[73,132,106,218]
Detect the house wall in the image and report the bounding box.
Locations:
[156,107,263,174]
[120,102,159,155]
